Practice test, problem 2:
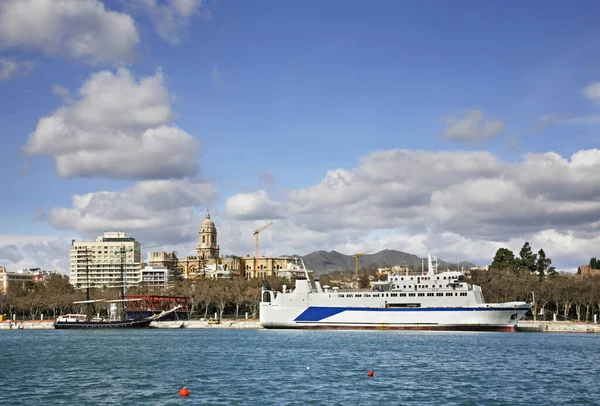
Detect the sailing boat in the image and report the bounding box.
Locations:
[54,245,180,329]
[53,301,182,329]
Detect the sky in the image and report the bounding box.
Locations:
[1,0,600,273]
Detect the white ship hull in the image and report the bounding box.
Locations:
[260,302,531,331]
[259,255,531,332]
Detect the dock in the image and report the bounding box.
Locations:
[516,320,600,333]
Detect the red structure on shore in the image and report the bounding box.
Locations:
[124,295,190,320]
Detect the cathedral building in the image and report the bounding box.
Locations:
[150,210,297,279]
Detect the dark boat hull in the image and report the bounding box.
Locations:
[53,319,152,329]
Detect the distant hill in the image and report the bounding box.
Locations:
[283,249,477,276]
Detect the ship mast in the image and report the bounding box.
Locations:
[84,247,92,320]
[426,253,437,278]
[120,246,126,320]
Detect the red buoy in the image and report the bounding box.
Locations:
[367,370,374,377]
[179,387,190,397]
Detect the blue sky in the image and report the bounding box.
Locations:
[1,0,600,271]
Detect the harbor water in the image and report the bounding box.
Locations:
[0,329,598,405]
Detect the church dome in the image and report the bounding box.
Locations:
[201,210,216,229]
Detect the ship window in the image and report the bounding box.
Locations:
[364,294,371,297]
[373,294,380,297]
[443,276,446,279]
[437,293,444,297]
[418,293,424,297]
[446,293,453,296]
[339,294,345,297]
[403,285,406,288]
[401,277,404,280]
[455,293,458,296]
[399,293,407,297]
[355,294,362,297]
[347,294,353,297]
[427,293,434,297]
[390,293,397,297]
[408,293,415,297]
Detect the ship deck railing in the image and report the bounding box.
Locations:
[289,284,474,294]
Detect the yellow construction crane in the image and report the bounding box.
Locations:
[253,222,273,278]
[353,250,373,278]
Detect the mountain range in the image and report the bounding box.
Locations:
[284,249,478,276]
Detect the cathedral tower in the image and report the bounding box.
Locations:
[197,209,219,260]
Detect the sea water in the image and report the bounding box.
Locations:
[0,329,598,405]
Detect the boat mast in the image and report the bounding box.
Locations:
[84,247,91,320]
[120,246,126,320]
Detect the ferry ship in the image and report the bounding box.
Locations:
[260,255,531,331]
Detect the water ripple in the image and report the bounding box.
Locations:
[1,329,599,405]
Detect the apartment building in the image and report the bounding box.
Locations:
[140,266,168,289]
[0,267,36,295]
[69,232,141,288]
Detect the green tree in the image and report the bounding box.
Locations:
[166,251,183,281]
[590,257,599,269]
[490,248,516,270]
[518,242,537,273]
[535,249,552,279]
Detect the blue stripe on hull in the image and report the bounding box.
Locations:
[293,306,524,322]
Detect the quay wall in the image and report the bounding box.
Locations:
[515,320,600,333]
[2,319,599,332]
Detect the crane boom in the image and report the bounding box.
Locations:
[253,222,273,278]
[254,222,273,235]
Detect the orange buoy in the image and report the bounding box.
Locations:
[179,386,190,397]
[367,370,374,377]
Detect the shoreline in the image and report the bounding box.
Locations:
[2,319,600,332]
[0,319,264,330]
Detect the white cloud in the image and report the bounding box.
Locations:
[0,236,72,273]
[443,109,504,143]
[222,148,600,270]
[569,82,600,125]
[0,0,139,66]
[226,190,284,221]
[0,57,34,81]
[583,81,600,102]
[529,114,561,133]
[48,179,217,245]
[139,0,211,45]
[23,68,200,179]
[51,84,71,103]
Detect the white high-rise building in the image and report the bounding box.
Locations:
[69,232,141,288]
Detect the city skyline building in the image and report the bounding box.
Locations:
[69,232,141,288]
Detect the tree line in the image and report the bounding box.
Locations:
[0,275,289,321]
[474,242,600,322]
